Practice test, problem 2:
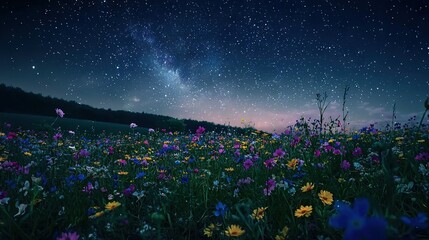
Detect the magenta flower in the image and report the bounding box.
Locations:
[371,155,380,164]
[340,160,351,170]
[108,146,114,155]
[264,158,276,169]
[415,152,429,161]
[82,182,94,193]
[243,159,253,170]
[263,178,276,196]
[314,149,321,157]
[57,231,79,240]
[273,148,286,158]
[130,123,138,128]
[53,133,62,141]
[6,132,17,140]
[352,147,363,157]
[333,149,342,155]
[196,126,205,135]
[55,108,65,118]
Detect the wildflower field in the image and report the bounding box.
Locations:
[1,114,429,239]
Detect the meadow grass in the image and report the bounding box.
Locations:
[0,112,148,134]
[0,114,428,239]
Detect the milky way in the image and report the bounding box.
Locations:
[1,0,428,132]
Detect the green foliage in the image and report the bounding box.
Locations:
[0,119,428,239]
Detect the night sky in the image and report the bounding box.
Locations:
[1,0,428,132]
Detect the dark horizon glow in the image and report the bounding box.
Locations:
[1,0,428,132]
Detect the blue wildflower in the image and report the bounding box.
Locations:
[87,207,96,216]
[329,198,387,240]
[214,201,227,217]
[77,173,85,181]
[401,213,428,229]
[135,171,145,179]
[181,176,189,184]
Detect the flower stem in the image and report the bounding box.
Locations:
[418,109,428,131]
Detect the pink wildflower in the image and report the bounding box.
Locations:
[55,108,65,118]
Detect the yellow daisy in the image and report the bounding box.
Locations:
[224,224,245,237]
[251,207,268,221]
[294,205,312,218]
[318,190,333,205]
[301,182,314,192]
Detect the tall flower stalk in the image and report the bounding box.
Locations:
[418,97,429,130]
[51,108,65,127]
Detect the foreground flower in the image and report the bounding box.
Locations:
[224,224,245,237]
[105,201,121,211]
[57,231,79,240]
[329,198,387,240]
[318,190,333,205]
[130,123,138,128]
[295,205,312,218]
[251,207,268,221]
[301,182,314,192]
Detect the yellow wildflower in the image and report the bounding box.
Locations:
[287,159,299,170]
[294,205,312,218]
[203,223,220,238]
[318,190,334,205]
[251,207,268,221]
[301,182,314,192]
[224,224,245,237]
[105,201,121,211]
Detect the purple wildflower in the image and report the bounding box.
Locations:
[340,160,351,170]
[263,178,276,196]
[243,159,253,170]
[273,148,286,158]
[264,158,276,169]
[55,108,65,118]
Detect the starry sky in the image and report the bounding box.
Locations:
[1,0,428,132]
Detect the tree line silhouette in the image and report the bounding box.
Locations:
[0,84,245,133]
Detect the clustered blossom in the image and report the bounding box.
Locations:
[263,178,276,196]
